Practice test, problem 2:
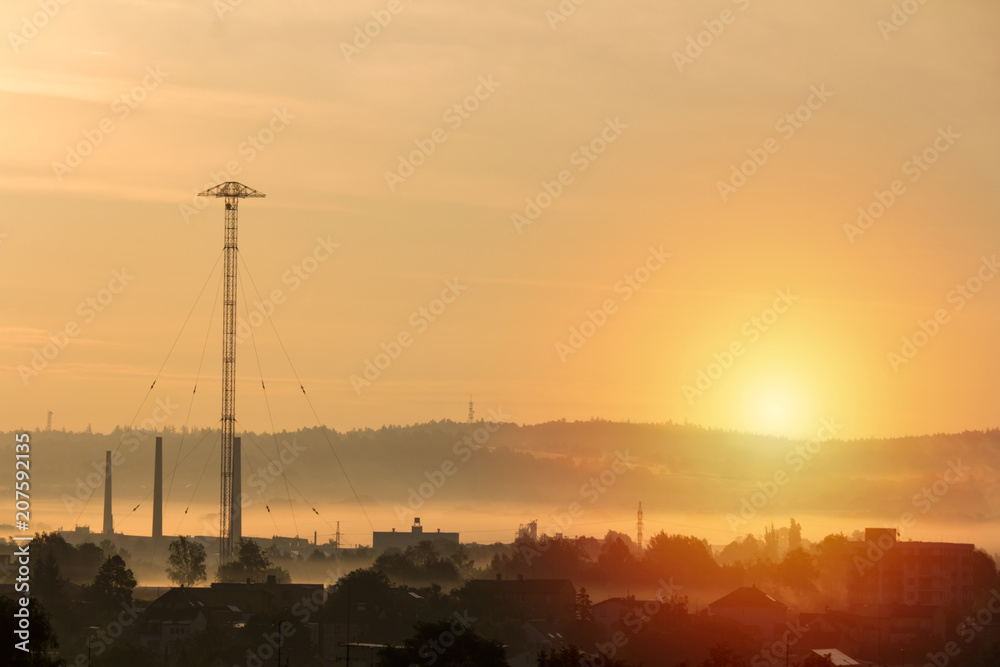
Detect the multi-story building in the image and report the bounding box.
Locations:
[847,528,974,609]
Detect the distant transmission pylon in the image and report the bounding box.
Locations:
[468,396,475,424]
[198,181,265,564]
[637,501,644,552]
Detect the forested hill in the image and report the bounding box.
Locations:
[2,419,998,530]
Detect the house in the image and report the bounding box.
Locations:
[137,579,325,657]
[592,597,659,634]
[707,585,787,643]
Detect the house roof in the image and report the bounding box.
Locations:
[709,586,786,611]
[812,648,860,665]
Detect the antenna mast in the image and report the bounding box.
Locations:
[197,181,265,564]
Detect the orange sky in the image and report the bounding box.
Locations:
[2,0,999,440]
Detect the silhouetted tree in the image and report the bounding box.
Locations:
[789,518,802,551]
[703,642,747,666]
[217,537,271,583]
[166,536,207,586]
[373,541,469,583]
[575,587,593,622]
[763,523,779,561]
[718,534,765,566]
[89,554,136,610]
[597,535,638,581]
[778,548,817,590]
[643,532,721,584]
[30,532,104,584]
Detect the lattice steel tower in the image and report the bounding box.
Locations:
[198,181,265,563]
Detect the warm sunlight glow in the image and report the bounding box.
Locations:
[744,379,811,439]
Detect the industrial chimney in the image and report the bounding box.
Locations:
[232,437,241,545]
[103,451,113,535]
[152,437,163,540]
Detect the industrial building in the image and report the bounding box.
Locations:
[372,517,459,553]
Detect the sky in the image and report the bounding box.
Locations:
[2,0,999,441]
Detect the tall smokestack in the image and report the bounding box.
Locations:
[103,451,113,535]
[232,437,241,546]
[153,437,163,540]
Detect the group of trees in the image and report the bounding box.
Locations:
[485,529,742,591]
[17,533,141,665]
[164,535,289,586]
[373,540,475,583]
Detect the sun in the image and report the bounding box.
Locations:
[743,379,812,439]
